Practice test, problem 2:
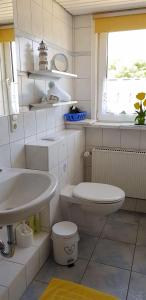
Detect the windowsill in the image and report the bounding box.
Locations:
[65,119,146,130]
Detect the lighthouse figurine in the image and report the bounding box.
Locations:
[38,40,48,70]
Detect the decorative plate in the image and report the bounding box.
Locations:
[51,53,68,72]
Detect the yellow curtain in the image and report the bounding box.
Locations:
[0,28,15,42]
[94,13,146,33]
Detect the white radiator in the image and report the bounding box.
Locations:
[92,148,146,199]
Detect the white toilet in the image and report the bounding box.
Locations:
[60,182,125,216]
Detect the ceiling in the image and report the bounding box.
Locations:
[55,0,146,15]
[0,0,13,26]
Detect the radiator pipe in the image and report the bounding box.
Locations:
[83,148,95,157]
[0,225,15,258]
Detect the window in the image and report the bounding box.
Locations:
[95,17,146,121]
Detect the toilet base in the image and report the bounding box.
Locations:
[60,199,106,235]
[60,185,124,235]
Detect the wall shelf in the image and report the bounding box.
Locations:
[28,69,77,80]
[29,100,78,110]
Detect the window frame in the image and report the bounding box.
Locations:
[96,32,136,123]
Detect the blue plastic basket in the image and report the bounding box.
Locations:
[64,112,87,122]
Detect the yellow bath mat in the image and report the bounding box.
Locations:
[39,278,119,300]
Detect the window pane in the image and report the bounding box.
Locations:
[104,30,146,116]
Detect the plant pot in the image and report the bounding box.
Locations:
[135,115,145,125]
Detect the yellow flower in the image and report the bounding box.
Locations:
[143,99,146,107]
[134,102,140,109]
[136,92,146,101]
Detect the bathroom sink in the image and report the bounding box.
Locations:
[0,168,57,225]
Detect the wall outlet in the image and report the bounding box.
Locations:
[10,114,18,132]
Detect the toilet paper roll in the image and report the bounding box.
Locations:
[16,223,33,248]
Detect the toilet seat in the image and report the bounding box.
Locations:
[73,182,125,204]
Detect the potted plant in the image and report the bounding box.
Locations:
[134,92,146,125]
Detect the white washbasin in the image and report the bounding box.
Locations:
[0,168,57,225]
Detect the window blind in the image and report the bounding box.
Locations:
[94,13,146,33]
[0,28,14,42]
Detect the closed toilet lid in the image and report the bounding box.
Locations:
[73,182,125,204]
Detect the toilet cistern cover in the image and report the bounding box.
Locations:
[73,182,125,204]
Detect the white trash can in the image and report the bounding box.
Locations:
[52,221,79,266]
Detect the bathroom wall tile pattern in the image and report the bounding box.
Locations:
[86,127,102,147]
[120,129,140,150]
[0,0,74,173]
[0,109,80,170]
[74,16,92,115]
[102,128,121,148]
[0,232,50,300]
[0,260,26,300]
[74,28,91,52]
[85,126,146,210]
[1,4,146,300]
[75,56,91,79]
[21,280,47,300]
[75,79,91,101]
[0,2,77,299]
[74,15,92,29]
[10,139,26,168]
[25,128,85,230]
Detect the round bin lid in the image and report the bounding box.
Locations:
[52,221,78,238]
[73,182,125,204]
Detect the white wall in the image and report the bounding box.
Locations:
[0,0,74,169]
[72,14,146,213]
[73,15,92,117]
[85,126,146,212]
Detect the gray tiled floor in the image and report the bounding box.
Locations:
[137,224,146,246]
[35,257,88,283]
[82,261,130,300]
[102,220,138,244]
[127,272,146,300]
[21,210,146,300]
[92,238,135,270]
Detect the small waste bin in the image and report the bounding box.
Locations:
[52,221,79,266]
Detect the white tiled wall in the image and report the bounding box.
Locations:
[85,127,146,152]
[72,14,146,213]
[85,126,146,212]
[73,15,92,117]
[0,0,73,170]
[2,0,71,236]
[0,107,69,169]
[0,1,75,299]
[0,230,50,300]
[26,129,85,226]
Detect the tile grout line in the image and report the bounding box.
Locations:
[79,219,139,277]
[79,217,109,283]
[95,236,137,246]
[79,212,140,299]
[125,218,140,300]
[21,213,145,299]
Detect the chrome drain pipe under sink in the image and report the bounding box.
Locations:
[0,225,15,257]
